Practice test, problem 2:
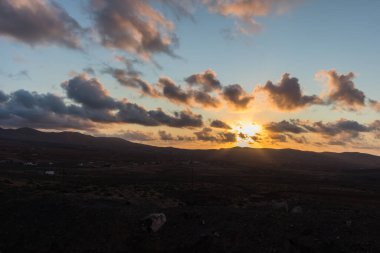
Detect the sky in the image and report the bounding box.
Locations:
[0,0,380,154]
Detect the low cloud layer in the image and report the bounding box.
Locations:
[194,127,236,143]
[0,0,83,48]
[264,118,379,146]
[158,130,195,141]
[0,74,204,129]
[117,130,155,142]
[265,120,307,134]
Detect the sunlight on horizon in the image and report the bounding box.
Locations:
[233,123,262,147]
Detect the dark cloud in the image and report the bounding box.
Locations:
[0,89,94,130]
[159,77,221,108]
[149,109,203,128]
[286,134,308,144]
[191,90,221,108]
[222,84,253,109]
[221,131,237,142]
[158,77,192,104]
[185,69,222,92]
[90,0,177,59]
[194,127,236,143]
[268,133,287,143]
[210,119,231,129]
[66,105,116,123]
[61,74,118,110]
[303,119,369,138]
[265,120,307,134]
[158,130,195,141]
[107,68,160,97]
[265,118,374,146]
[194,127,218,142]
[321,70,366,110]
[260,73,322,111]
[0,73,205,130]
[62,75,203,128]
[158,130,174,140]
[0,0,82,48]
[266,118,370,138]
[249,134,262,143]
[117,103,159,126]
[0,91,9,103]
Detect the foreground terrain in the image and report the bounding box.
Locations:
[0,128,380,252]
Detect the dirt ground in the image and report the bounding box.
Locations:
[1,161,380,253]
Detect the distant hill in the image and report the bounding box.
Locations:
[0,127,380,170]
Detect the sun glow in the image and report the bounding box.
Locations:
[233,123,262,147]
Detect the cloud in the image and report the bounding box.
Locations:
[0,91,9,103]
[0,73,205,130]
[318,70,366,111]
[185,69,222,92]
[158,77,192,104]
[90,0,177,59]
[116,103,159,126]
[0,0,82,48]
[61,74,118,110]
[210,119,231,129]
[5,70,31,80]
[265,118,374,146]
[149,109,203,128]
[194,127,236,142]
[0,89,94,129]
[301,119,369,138]
[159,76,222,108]
[265,120,307,134]
[158,130,195,141]
[83,67,96,75]
[158,130,174,140]
[368,99,380,112]
[114,55,142,77]
[286,133,307,144]
[222,84,254,109]
[107,67,160,97]
[268,133,287,143]
[62,74,203,128]
[117,104,204,128]
[203,0,300,35]
[260,73,322,111]
[191,90,221,108]
[117,130,155,141]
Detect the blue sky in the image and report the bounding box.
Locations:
[0,0,379,153]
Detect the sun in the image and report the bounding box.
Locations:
[232,123,262,147]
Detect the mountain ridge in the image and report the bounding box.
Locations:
[0,127,380,170]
